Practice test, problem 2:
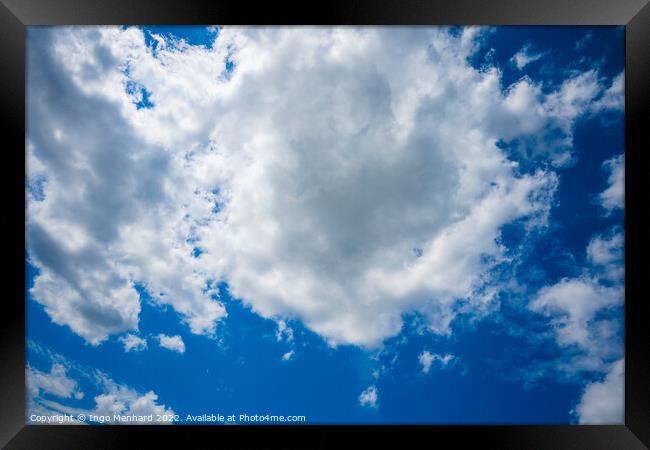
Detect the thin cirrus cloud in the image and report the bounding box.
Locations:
[510,43,545,70]
[27,363,84,401]
[26,342,175,424]
[26,26,623,353]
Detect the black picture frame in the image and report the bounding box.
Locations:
[2,1,648,448]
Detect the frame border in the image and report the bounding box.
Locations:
[2,1,648,448]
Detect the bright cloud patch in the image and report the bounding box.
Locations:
[281,350,295,361]
[157,334,186,354]
[418,351,456,374]
[587,229,624,282]
[25,25,626,426]
[529,229,624,421]
[359,385,379,408]
[275,320,294,343]
[510,43,544,69]
[26,26,622,351]
[90,378,175,423]
[32,379,176,425]
[598,154,624,213]
[530,278,622,353]
[120,333,148,352]
[575,358,624,424]
[500,69,622,167]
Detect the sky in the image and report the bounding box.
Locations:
[25,25,624,425]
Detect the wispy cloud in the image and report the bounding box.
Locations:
[275,320,294,343]
[359,385,378,409]
[418,351,456,374]
[27,342,175,424]
[511,43,545,70]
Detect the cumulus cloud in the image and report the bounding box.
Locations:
[90,373,176,422]
[33,377,176,425]
[157,334,185,354]
[587,231,624,266]
[529,230,624,420]
[574,358,624,424]
[27,27,226,345]
[418,351,456,374]
[497,70,623,166]
[529,229,624,372]
[120,333,148,352]
[281,350,295,361]
[27,26,619,349]
[192,27,566,348]
[510,44,544,70]
[530,277,622,357]
[598,154,624,213]
[587,229,624,282]
[359,385,378,408]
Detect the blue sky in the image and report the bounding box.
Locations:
[26,26,624,424]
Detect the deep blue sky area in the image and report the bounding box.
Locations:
[26,25,624,424]
[140,25,219,49]
[26,260,583,423]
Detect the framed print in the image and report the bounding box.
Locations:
[1,0,649,448]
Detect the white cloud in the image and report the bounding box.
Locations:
[157,334,185,354]
[587,231,623,266]
[119,333,148,352]
[281,350,295,361]
[27,363,84,400]
[587,229,624,282]
[598,154,624,213]
[27,344,175,424]
[528,231,624,420]
[27,27,226,345]
[510,44,544,70]
[91,374,176,422]
[418,351,456,374]
[27,26,617,348]
[33,379,176,424]
[575,359,624,424]
[529,277,622,354]
[359,385,378,408]
[591,73,624,112]
[419,352,435,374]
[498,70,623,167]
[275,320,294,343]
